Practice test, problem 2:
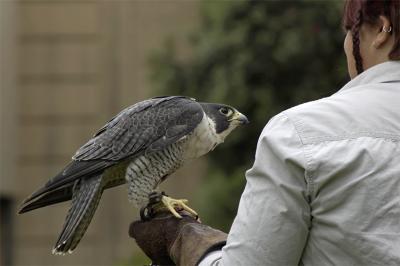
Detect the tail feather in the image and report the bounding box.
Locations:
[56,180,92,246]
[53,175,103,254]
[18,160,113,215]
[18,185,73,214]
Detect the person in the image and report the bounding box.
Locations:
[129,0,400,265]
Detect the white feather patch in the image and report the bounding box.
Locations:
[182,113,221,159]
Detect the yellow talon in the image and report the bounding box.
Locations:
[160,196,198,218]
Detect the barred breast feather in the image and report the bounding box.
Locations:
[125,141,186,207]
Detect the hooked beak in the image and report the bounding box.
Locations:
[231,112,249,125]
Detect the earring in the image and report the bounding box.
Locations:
[382,25,392,33]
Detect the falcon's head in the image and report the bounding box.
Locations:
[200,103,249,141]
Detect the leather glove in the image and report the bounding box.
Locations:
[129,211,227,266]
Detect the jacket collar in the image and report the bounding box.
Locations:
[338,60,400,94]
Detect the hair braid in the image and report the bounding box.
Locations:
[351,9,364,74]
[344,0,400,66]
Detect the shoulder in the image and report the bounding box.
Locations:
[277,81,399,144]
[263,87,357,145]
[260,96,337,145]
[277,93,356,145]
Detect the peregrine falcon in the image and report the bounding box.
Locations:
[18,96,248,255]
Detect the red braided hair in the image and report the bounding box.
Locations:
[343,0,400,74]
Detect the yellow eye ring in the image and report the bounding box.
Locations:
[219,107,232,116]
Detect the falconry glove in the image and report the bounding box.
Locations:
[129,211,227,266]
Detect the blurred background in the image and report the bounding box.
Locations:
[0,0,348,265]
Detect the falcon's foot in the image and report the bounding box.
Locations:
[140,191,198,221]
[160,195,198,219]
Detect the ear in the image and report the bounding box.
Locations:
[372,16,392,49]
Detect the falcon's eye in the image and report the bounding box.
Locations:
[219,107,232,116]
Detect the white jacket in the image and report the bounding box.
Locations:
[200,61,400,266]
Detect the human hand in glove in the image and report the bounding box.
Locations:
[129,210,227,266]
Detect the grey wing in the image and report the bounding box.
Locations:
[73,96,204,161]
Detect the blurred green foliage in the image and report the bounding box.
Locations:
[150,0,348,231]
